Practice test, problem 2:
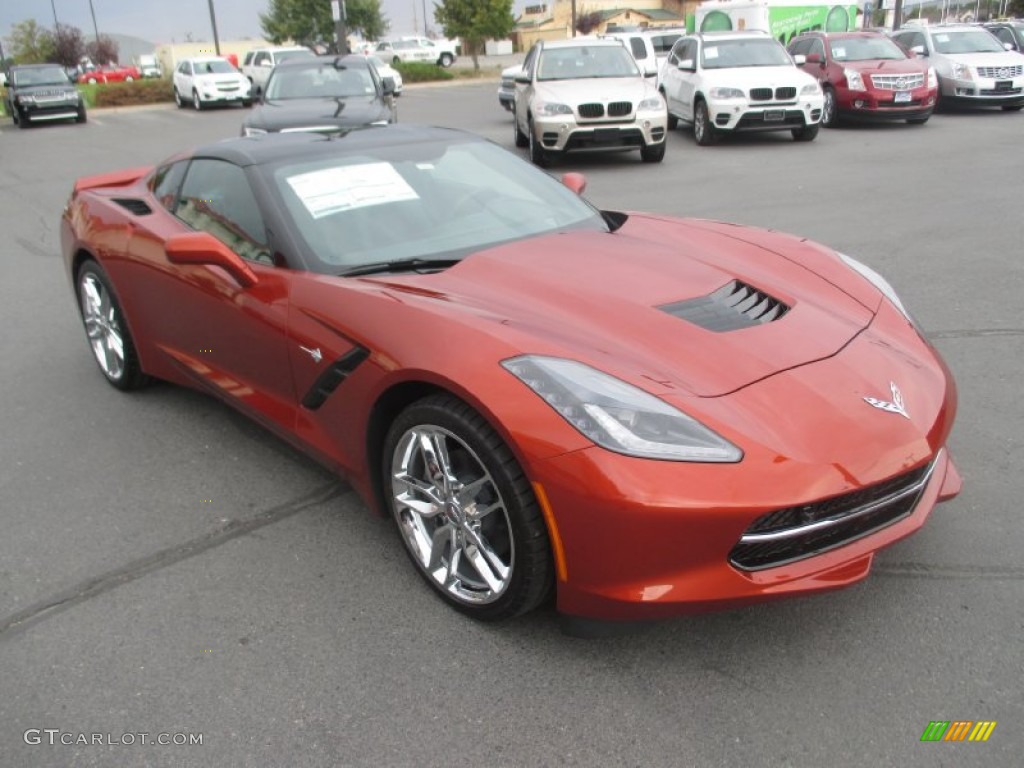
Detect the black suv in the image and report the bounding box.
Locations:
[4,63,86,128]
[983,20,1024,53]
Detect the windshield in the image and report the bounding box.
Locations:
[932,30,1005,54]
[537,45,640,80]
[367,56,388,70]
[702,38,793,69]
[830,36,908,61]
[267,138,606,273]
[13,66,70,86]
[195,59,237,74]
[266,64,376,99]
[276,50,315,64]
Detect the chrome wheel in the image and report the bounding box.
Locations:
[821,87,836,127]
[80,272,125,381]
[390,425,514,605]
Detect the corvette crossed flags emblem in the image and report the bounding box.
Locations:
[864,381,910,420]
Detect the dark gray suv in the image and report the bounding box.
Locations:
[4,63,86,128]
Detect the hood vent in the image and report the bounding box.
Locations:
[659,280,789,332]
[112,198,153,216]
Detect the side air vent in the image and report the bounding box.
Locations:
[112,198,153,216]
[659,280,790,332]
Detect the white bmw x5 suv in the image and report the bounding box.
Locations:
[660,31,824,145]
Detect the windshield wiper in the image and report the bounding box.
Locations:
[339,258,462,277]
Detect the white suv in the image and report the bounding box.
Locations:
[241,46,315,96]
[660,32,823,145]
[173,57,252,110]
[513,38,668,166]
[603,28,685,84]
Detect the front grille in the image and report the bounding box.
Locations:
[30,88,68,99]
[977,64,1023,78]
[871,72,925,90]
[659,280,789,333]
[607,101,632,117]
[729,458,936,570]
[736,110,805,128]
[578,103,604,118]
[750,87,772,101]
[980,87,1022,95]
[775,86,796,100]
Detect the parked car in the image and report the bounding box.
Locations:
[660,31,823,145]
[241,45,316,96]
[241,55,395,136]
[789,31,937,126]
[513,38,668,166]
[498,64,521,111]
[60,126,961,627]
[399,36,459,67]
[173,57,252,110]
[366,55,403,95]
[982,19,1024,53]
[890,24,1024,111]
[78,65,141,84]
[603,27,686,83]
[4,63,86,128]
[374,39,436,65]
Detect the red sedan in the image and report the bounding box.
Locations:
[78,65,141,84]
[60,128,960,630]
[789,31,938,126]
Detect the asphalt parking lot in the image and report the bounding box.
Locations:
[1,85,1021,767]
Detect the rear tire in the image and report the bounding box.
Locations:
[694,99,718,146]
[1002,104,1024,111]
[792,122,819,142]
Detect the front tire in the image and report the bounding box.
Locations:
[792,122,819,142]
[439,53,454,68]
[640,139,666,163]
[383,394,553,621]
[192,89,203,111]
[528,117,549,167]
[821,86,837,127]
[513,109,528,148]
[76,261,148,391]
[694,99,718,146]
[76,106,87,123]
[17,110,31,129]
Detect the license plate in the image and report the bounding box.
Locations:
[592,128,620,143]
[995,80,1013,91]
[763,109,785,121]
[894,91,911,103]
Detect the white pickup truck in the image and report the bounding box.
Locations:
[240,45,315,95]
[378,37,459,67]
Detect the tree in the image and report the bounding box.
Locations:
[435,0,515,70]
[53,24,86,69]
[575,10,603,35]
[8,19,56,64]
[86,35,120,65]
[260,0,388,49]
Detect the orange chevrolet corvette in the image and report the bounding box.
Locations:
[61,127,960,629]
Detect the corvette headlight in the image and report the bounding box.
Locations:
[837,252,916,326]
[638,96,665,110]
[950,62,972,81]
[927,67,938,88]
[242,126,267,136]
[800,82,821,95]
[844,68,865,91]
[502,356,743,463]
[536,101,573,116]
[709,87,744,99]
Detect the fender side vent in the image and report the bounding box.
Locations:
[301,346,370,410]
[112,198,153,216]
[659,280,789,333]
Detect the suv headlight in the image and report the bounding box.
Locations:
[17,94,35,104]
[502,356,743,463]
[638,95,665,110]
[927,67,938,88]
[837,252,916,326]
[950,62,973,81]
[535,101,573,116]
[708,87,744,99]
[844,68,865,91]
[800,82,821,95]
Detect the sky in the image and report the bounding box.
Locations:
[0,0,488,48]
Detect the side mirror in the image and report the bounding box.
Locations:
[165,232,259,288]
[793,53,808,65]
[805,53,823,65]
[1005,42,1014,51]
[561,172,586,195]
[381,76,395,95]
[514,72,530,84]
[678,59,695,72]
[911,45,926,56]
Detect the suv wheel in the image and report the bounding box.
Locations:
[640,139,666,163]
[439,53,454,68]
[821,86,837,127]
[513,109,528,148]
[694,99,718,146]
[528,117,549,167]
[792,123,819,142]
[174,88,184,108]
[192,89,204,111]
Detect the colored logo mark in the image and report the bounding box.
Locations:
[920,721,997,742]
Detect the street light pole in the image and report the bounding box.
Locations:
[422,0,429,35]
[206,0,222,55]
[50,0,60,28]
[88,0,100,44]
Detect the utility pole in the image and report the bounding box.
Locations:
[88,0,100,44]
[892,0,903,30]
[332,0,348,54]
[206,0,222,55]
[50,0,60,28]
[423,0,429,35]
[572,0,577,36]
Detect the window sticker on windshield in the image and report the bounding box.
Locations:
[832,46,846,58]
[704,47,719,59]
[287,163,418,218]
[935,34,949,42]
